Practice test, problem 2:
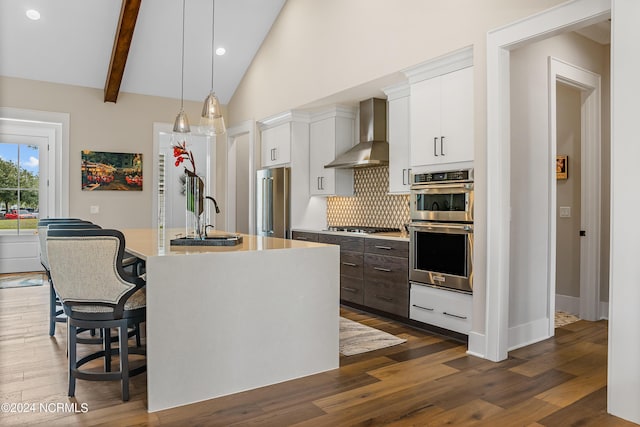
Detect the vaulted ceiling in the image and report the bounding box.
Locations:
[0,0,286,104]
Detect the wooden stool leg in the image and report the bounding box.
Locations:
[104,328,111,372]
[68,323,77,397]
[119,320,130,401]
[49,283,57,336]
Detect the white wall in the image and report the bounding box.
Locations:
[608,0,640,422]
[508,31,609,342]
[0,76,224,230]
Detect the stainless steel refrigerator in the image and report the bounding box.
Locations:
[256,167,290,238]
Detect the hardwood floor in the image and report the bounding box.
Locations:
[0,278,636,426]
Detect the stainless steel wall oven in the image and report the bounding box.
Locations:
[409,169,474,293]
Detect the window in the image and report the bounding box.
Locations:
[0,140,42,235]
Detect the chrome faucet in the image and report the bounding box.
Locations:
[204,196,220,235]
[206,196,220,214]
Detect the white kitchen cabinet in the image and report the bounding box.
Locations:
[309,107,355,196]
[409,283,472,334]
[404,47,474,169]
[383,83,411,193]
[409,66,473,168]
[260,122,291,168]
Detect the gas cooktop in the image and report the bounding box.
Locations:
[326,226,400,234]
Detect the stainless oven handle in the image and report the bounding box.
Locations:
[411,182,473,191]
[409,222,473,232]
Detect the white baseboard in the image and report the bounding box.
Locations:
[508,317,550,351]
[556,294,609,320]
[555,294,580,315]
[466,331,486,359]
[600,301,609,320]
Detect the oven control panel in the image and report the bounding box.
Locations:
[413,169,473,184]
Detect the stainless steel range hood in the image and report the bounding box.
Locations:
[324,98,388,169]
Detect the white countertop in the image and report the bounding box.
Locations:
[122,228,327,259]
[292,228,410,242]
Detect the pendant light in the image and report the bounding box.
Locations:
[173,0,190,134]
[200,0,226,135]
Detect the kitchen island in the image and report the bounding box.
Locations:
[121,229,340,412]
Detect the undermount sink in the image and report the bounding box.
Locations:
[170,233,243,246]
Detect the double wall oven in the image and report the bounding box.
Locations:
[409,169,474,293]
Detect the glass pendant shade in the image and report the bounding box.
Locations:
[173,109,191,133]
[200,90,226,135]
[173,0,190,136]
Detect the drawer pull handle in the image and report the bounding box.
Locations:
[443,312,467,320]
[374,267,391,272]
[342,287,358,293]
[296,236,309,240]
[342,262,357,267]
[374,245,392,250]
[375,295,393,302]
[412,304,434,312]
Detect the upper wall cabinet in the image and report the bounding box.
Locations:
[383,82,411,194]
[258,111,309,168]
[309,107,355,196]
[405,47,474,169]
[261,122,291,167]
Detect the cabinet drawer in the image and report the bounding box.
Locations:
[340,276,364,305]
[364,253,408,285]
[291,231,319,242]
[340,251,363,279]
[365,238,409,258]
[409,283,472,334]
[364,280,408,317]
[318,233,364,253]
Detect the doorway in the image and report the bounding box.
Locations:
[554,84,583,320]
[481,0,610,363]
[152,123,215,232]
[550,58,603,325]
[225,120,255,234]
[0,113,66,273]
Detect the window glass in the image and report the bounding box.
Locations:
[0,143,40,234]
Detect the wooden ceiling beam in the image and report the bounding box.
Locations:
[104,0,142,103]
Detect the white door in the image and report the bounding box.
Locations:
[0,123,54,273]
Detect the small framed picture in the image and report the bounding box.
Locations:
[556,155,568,180]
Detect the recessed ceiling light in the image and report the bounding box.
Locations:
[26,9,40,20]
[215,47,226,56]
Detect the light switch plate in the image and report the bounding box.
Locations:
[559,206,571,218]
[90,205,99,214]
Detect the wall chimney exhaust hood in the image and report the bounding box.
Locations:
[324,98,388,169]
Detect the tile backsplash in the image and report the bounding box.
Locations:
[327,166,410,229]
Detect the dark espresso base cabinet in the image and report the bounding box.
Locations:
[303,232,409,319]
[363,252,408,317]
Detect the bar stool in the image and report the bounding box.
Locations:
[46,228,146,401]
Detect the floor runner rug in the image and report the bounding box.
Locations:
[0,273,45,289]
[555,311,580,327]
[340,317,406,356]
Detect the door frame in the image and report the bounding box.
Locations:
[152,123,215,230]
[225,120,256,234]
[549,57,602,328]
[0,108,69,273]
[0,107,69,217]
[481,0,610,362]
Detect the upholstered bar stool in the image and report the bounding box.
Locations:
[46,228,146,401]
[38,219,96,336]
